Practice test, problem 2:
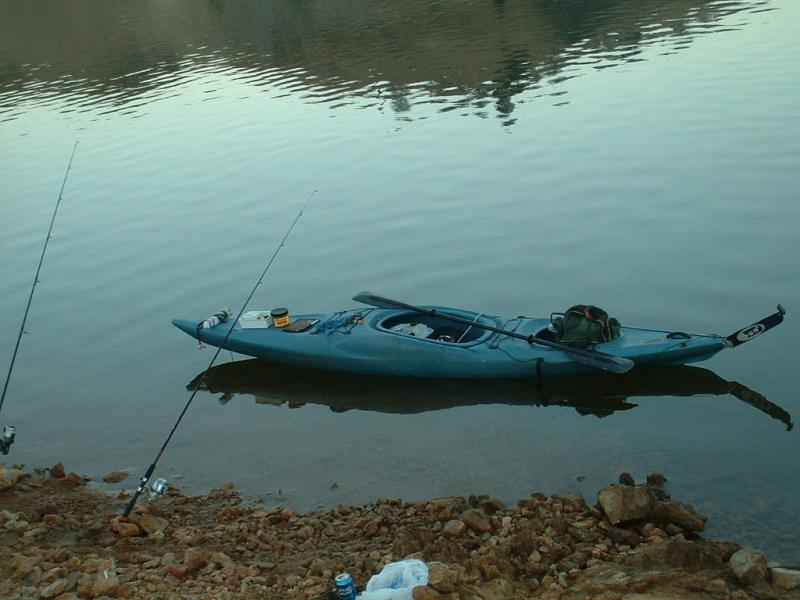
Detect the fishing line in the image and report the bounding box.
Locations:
[121,189,317,519]
[1,142,79,455]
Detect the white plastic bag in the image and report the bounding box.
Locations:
[357,559,428,600]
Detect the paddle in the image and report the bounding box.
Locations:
[353,292,635,374]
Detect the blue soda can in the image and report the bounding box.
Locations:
[335,572,357,600]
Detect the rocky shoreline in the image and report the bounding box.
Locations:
[1,464,798,599]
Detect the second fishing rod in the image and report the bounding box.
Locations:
[120,190,317,520]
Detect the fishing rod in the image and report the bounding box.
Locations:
[1,142,79,455]
[120,190,317,520]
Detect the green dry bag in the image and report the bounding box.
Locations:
[554,305,621,347]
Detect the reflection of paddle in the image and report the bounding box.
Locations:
[352,291,634,374]
[727,381,793,431]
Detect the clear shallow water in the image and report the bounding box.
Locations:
[1,0,799,562]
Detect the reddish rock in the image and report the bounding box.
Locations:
[412,585,440,599]
[442,519,466,537]
[138,513,169,535]
[113,520,141,538]
[167,563,188,579]
[459,509,492,533]
[427,562,460,594]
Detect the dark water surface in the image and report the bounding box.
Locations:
[2,0,799,562]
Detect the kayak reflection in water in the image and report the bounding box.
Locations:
[187,361,792,431]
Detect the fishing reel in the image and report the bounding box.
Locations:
[148,477,169,501]
[0,425,16,455]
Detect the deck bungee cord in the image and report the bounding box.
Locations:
[1,142,80,455]
[119,190,317,521]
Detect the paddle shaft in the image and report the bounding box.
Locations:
[356,293,633,371]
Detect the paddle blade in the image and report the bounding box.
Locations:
[725,304,786,348]
[353,291,401,309]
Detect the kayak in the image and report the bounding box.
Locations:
[172,296,784,379]
[187,360,793,430]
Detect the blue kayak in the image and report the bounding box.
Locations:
[170,298,774,378]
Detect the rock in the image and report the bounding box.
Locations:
[442,519,466,537]
[771,567,800,590]
[477,577,514,600]
[651,500,706,532]
[102,470,129,484]
[166,563,188,579]
[138,514,168,535]
[459,509,492,533]
[50,463,65,479]
[482,498,505,514]
[427,562,460,594]
[91,574,120,597]
[211,551,236,571]
[630,539,738,573]
[412,585,440,600]
[729,548,768,585]
[392,527,423,557]
[646,473,666,487]
[608,527,641,547]
[61,472,88,487]
[597,485,654,525]
[184,547,208,572]
[39,578,68,598]
[114,520,141,538]
[280,507,294,521]
[11,555,41,580]
[0,465,23,490]
[618,472,635,486]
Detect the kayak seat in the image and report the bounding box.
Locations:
[429,326,463,343]
[380,311,487,344]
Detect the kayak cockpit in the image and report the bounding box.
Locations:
[376,309,495,344]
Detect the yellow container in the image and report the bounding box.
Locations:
[271,307,290,328]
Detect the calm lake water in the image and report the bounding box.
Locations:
[2,0,799,562]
